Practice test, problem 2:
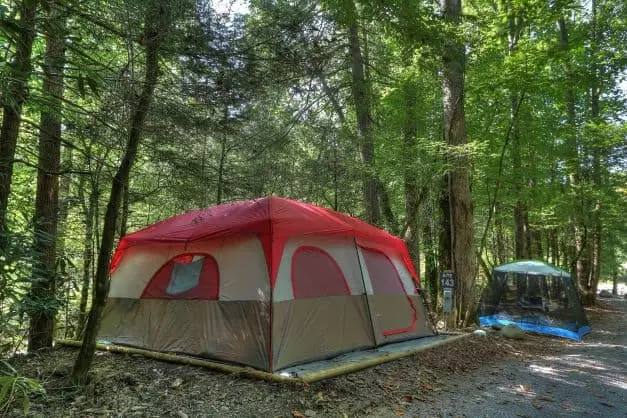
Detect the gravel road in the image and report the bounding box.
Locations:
[401,298,627,417]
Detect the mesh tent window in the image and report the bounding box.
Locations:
[291,246,351,298]
[142,253,220,299]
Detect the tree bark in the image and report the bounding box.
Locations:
[119,181,130,238]
[438,174,452,273]
[442,0,476,326]
[56,149,73,257]
[75,173,97,339]
[216,106,228,205]
[0,0,39,251]
[28,5,66,352]
[588,0,602,305]
[346,1,379,225]
[402,80,420,265]
[72,1,171,383]
[505,1,529,260]
[423,221,438,306]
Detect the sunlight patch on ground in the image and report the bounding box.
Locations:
[605,376,627,390]
[580,342,626,349]
[558,355,608,371]
[496,384,537,399]
[528,364,559,376]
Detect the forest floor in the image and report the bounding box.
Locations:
[3,298,625,417]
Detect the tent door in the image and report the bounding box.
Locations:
[358,246,417,345]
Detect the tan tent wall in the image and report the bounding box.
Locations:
[271,296,375,370]
[99,298,271,370]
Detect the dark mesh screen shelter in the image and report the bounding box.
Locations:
[478,261,591,341]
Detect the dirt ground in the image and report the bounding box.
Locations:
[4,298,625,417]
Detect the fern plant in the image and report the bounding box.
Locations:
[0,360,45,416]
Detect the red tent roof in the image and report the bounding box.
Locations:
[110,196,419,286]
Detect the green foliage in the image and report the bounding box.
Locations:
[0,0,625,347]
[0,360,45,415]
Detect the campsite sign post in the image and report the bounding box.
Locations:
[440,271,456,315]
[440,271,456,331]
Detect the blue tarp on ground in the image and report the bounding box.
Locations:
[480,313,592,341]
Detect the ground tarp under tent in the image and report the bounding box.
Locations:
[97,196,445,378]
[478,260,591,341]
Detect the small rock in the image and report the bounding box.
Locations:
[501,324,525,339]
[304,409,316,417]
[170,378,183,388]
[473,330,487,337]
[176,412,188,418]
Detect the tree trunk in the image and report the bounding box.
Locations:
[549,228,559,266]
[577,0,603,306]
[442,0,476,326]
[494,207,507,264]
[28,6,66,352]
[402,79,420,265]
[423,221,438,306]
[346,1,379,225]
[56,149,73,256]
[72,1,171,383]
[75,173,97,339]
[0,0,39,251]
[438,174,452,273]
[378,180,399,235]
[558,15,594,299]
[588,0,602,305]
[216,106,228,205]
[119,182,130,238]
[505,2,528,260]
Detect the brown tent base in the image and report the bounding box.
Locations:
[57,334,470,384]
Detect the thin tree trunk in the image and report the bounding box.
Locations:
[423,221,438,305]
[216,106,228,205]
[402,79,420,264]
[505,1,528,260]
[549,228,559,266]
[378,180,399,235]
[72,1,171,383]
[346,1,379,225]
[558,16,591,296]
[28,6,66,351]
[75,173,96,339]
[0,0,39,251]
[56,149,73,257]
[588,0,602,305]
[119,182,130,238]
[443,0,476,326]
[494,207,507,264]
[439,174,452,273]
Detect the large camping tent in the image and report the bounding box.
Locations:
[478,260,591,341]
[99,197,435,372]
